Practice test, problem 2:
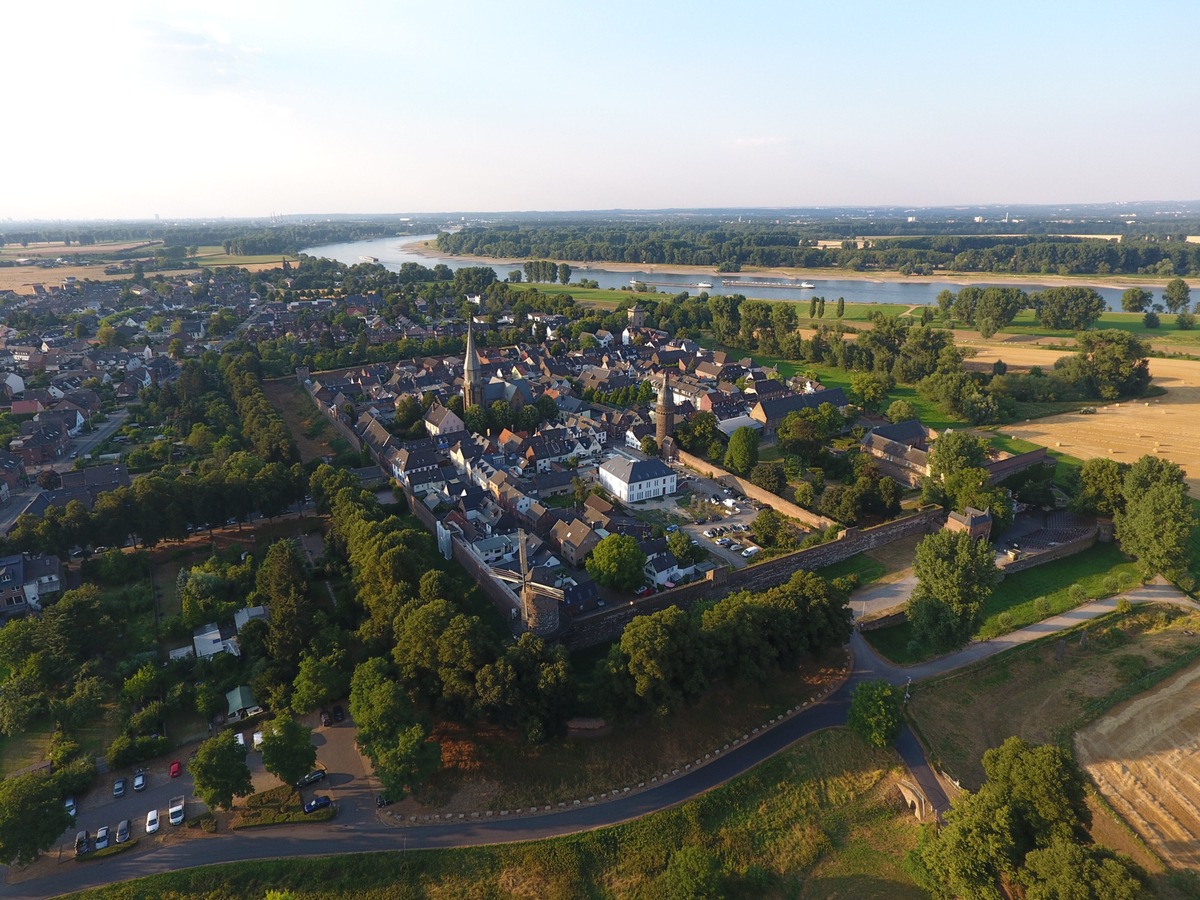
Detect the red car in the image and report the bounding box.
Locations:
[635,586,655,598]
[169,760,182,778]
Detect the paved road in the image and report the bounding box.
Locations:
[8,580,1196,898]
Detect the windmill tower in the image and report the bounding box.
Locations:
[490,530,561,635]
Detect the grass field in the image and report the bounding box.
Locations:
[865,544,1141,664]
[65,728,926,900]
[262,377,342,462]
[907,605,1200,891]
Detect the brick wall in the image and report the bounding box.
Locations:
[1000,527,1098,576]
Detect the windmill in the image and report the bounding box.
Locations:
[490,530,562,635]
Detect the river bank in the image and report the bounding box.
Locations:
[400,239,1196,292]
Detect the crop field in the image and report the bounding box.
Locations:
[970,346,1200,496]
[1076,659,1200,870]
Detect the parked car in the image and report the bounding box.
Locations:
[115,819,131,844]
[332,705,345,723]
[133,769,146,792]
[320,710,332,727]
[145,809,159,834]
[113,777,126,799]
[703,530,715,538]
[296,769,327,788]
[375,794,392,808]
[169,760,182,778]
[95,826,110,850]
[74,830,90,856]
[742,546,761,558]
[65,796,77,818]
[304,795,332,814]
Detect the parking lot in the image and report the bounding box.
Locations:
[51,705,379,866]
[633,462,765,570]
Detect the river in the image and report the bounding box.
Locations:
[302,234,1145,311]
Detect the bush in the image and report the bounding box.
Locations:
[1068,584,1087,605]
[106,734,171,770]
[1115,597,1133,615]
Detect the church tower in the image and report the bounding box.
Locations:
[655,371,674,449]
[463,320,485,409]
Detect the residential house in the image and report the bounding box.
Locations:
[598,456,677,503]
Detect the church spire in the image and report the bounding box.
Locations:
[463,319,484,409]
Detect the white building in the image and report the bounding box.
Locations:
[598,456,677,503]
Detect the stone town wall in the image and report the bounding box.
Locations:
[564,505,947,649]
[674,449,835,530]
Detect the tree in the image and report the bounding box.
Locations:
[610,606,709,716]
[847,680,903,748]
[507,270,522,283]
[586,534,647,593]
[1056,329,1150,400]
[911,737,1097,900]
[1021,838,1145,900]
[753,507,785,547]
[666,529,698,566]
[836,296,845,318]
[749,461,786,495]
[0,772,73,865]
[1070,457,1128,518]
[1114,456,1195,581]
[558,262,572,285]
[259,539,315,667]
[886,399,916,424]
[1177,309,1196,330]
[1120,287,1152,312]
[908,529,999,652]
[1164,277,1191,314]
[191,730,253,811]
[776,412,822,463]
[374,722,441,801]
[850,371,890,412]
[640,435,659,456]
[463,405,487,435]
[291,649,350,714]
[1143,310,1160,329]
[260,714,317,788]
[928,431,988,480]
[723,426,759,475]
[1032,286,1106,331]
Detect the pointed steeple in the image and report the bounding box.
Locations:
[463,319,484,409]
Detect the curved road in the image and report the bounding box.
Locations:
[8,580,1195,899]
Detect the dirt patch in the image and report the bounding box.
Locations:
[1076,659,1200,870]
[410,647,850,815]
[262,378,340,462]
[969,347,1200,496]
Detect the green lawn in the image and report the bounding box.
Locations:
[63,729,925,900]
[817,555,887,586]
[865,543,1141,664]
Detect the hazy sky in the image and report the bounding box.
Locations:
[4,0,1198,220]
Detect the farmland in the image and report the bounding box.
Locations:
[1076,659,1200,870]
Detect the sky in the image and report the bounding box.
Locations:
[3,0,1199,220]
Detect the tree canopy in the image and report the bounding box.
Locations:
[908,529,999,652]
[910,737,1143,900]
[586,534,647,593]
[191,730,254,811]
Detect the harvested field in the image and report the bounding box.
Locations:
[1076,659,1200,871]
[969,346,1200,496]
